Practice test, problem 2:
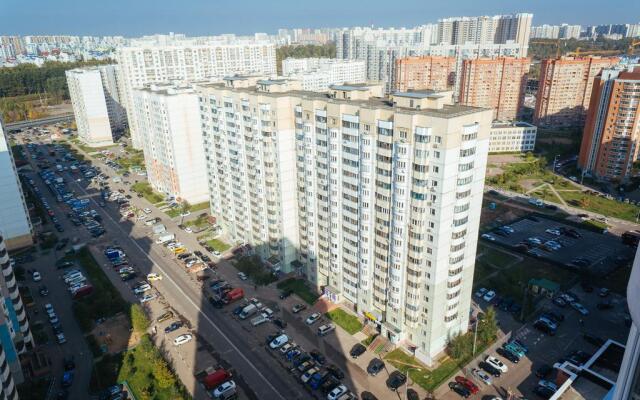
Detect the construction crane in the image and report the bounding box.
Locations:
[565,40,640,57]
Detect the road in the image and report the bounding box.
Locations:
[5,115,74,132]
[19,134,309,399]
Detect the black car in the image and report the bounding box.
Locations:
[407,389,420,400]
[177,253,191,260]
[534,320,556,336]
[479,361,501,377]
[121,273,137,281]
[386,371,407,391]
[63,356,75,371]
[448,382,471,398]
[320,376,341,395]
[597,300,614,310]
[361,392,379,400]
[164,321,183,333]
[497,347,520,363]
[39,285,49,296]
[325,364,344,380]
[534,385,556,399]
[310,350,326,365]
[279,290,293,299]
[201,255,211,262]
[536,364,553,378]
[350,343,366,358]
[367,358,385,376]
[194,250,203,257]
[540,311,564,324]
[272,318,287,329]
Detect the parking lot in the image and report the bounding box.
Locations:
[483,216,633,277]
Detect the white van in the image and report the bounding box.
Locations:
[67,276,87,287]
[317,323,336,336]
[64,272,84,284]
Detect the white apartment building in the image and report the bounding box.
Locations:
[0,120,32,250]
[489,121,537,153]
[197,79,493,365]
[436,13,532,48]
[531,24,581,39]
[66,65,125,147]
[115,39,277,149]
[132,84,208,204]
[281,58,366,91]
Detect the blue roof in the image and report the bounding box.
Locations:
[393,91,443,99]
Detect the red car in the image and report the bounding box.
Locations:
[48,210,55,216]
[455,376,479,394]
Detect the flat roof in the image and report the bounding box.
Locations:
[392,90,445,99]
[197,83,486,118]
[329,84,373,91]
[257,79,289,85]
[491,120,536,128]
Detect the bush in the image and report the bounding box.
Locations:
[234,256,277,286]
[130,304,150,334]
[277,278,319,304]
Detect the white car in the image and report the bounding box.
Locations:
[545,228,561,236]
[184,227,193,234]
[173,334,193,346]
[32,271,42,282]
[269,334,289,349]
[147,273,162,281]
[481,233,496,241]
[180,211,191,217]
[57,333,67,344]
[485,355,508,373]
[571,302,590,316]
[212,380,236,398]
[483,290,496,302]
[279,343,294,354]
[49,315,60,325]
[137,214,147,221]
[474,288,488,298]
[44,303,54,313]
[143,208,152,214]
[133,284,151,294]
[306,313,321,325]
[238,272,248,281]
[301,367,319,383]
[327,384,348,400]
[139,294,156,303]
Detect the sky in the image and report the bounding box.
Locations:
[2,0,639,37]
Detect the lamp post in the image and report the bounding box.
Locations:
[405,367,418,400]
[553,154,560,173]
[472,317,479,356]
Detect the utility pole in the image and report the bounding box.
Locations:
[472,318,479,356]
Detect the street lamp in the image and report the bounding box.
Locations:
[405,366,419,400]
[552,154,560,173]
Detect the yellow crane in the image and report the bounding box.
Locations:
[566,40,640,57]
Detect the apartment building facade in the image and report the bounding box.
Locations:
[393,56,457,92]
[0,120,32,250]
[116,39,277,148]
[489,121,537,153]
[132,84,208,204]
[459,57,530,121]
[66,65,126,147]
[281,58,366,91]
[437,13,532,49]
[197,77,301,271]
[198,79,492,364]
[578,66,640,181]
[534,56,620,128]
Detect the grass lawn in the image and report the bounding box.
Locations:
[131,182,164,205]
[166,202,209,218]
[185,214,211,229]
[325,309,363,335]
[582,219,609,232]
[205,238,230,252]
[233,255,277,285]
[116,149,145,171]
[478,245,519,267]
[482,255,577,301]
[557,190,640,222]
[90,335,189,400]
[66,248,128,332]
[277,278,320,305]
[472,261,497,285]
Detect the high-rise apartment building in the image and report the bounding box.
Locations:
[459,57,530,121]
[116,38,277,148]
[436,14,532,49]
[531,24,582,39]
[578,66,640,181]
[0,120,32,250]
[197,78,492,365]
[281,58,366,91]
[66,65,126,147]
[393,56,457,92]
[534,56,620,128]
[132,84,208,204]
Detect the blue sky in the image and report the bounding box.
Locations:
[2,0,639,36]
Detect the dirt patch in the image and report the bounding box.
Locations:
[520,179,544,192]
[91,313,140,354]
[488,154,524,165]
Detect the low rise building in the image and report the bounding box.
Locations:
[281,58,366,92]
[489,121,537,153]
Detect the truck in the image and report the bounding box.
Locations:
[251,314,268,326]
[155,234,175,244]
[201,368,231,390]
[152,223,166,235]
[223,288,244,304]
[238,304,257,320]
[105,248,126,261]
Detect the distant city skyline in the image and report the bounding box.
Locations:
[1,0,639,36]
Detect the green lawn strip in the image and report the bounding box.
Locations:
[277,278,320,305]
[131,182,164,204]
[361,334,378,346]
[233,255,277,285]
[206,238,230,252]
[90,335,190,400]
[184,215,211,229]
[478,246,518,267]
[472,261,497,286]
[582,219,609,231]
[558,190,640,222]
[67,248,128,332]
[325,309,363,335]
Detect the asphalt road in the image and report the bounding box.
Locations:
[22,136,309,399]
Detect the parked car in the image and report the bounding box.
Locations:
[483,290,496,302]
[269,334,289,349]
[305,313,321,325]
[472,368,492,385]
[367,358,385,376]
[164,321,183,333]
[497,347,520,363]
[448,382,471,398]
[478,361,501,377]
[570,302,590,316]
[386,371,407,391]
[454,376,479,394]
[173,334,193,346]
[474,288,488,298]
[350,343,366,358]
[292,304,307,313]
[327,385,348,400]
[485,356,508,372]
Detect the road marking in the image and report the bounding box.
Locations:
[71,180,287,400]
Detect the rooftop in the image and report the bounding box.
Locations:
[392,90,446,99]
[197,83,486,119]
[329,83,372,91]
[492,120,536,128]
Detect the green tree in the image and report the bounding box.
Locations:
[447,333,471,359]
[478,306,498,343]
[130,304,150,334]
[153,359,175,388]
[275,43,336,74]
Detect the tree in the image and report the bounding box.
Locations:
[179,200,191,224]
[130,304,150,334]
[447,333,471,359]
[153,359,175,388]
[478,306,498,343]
